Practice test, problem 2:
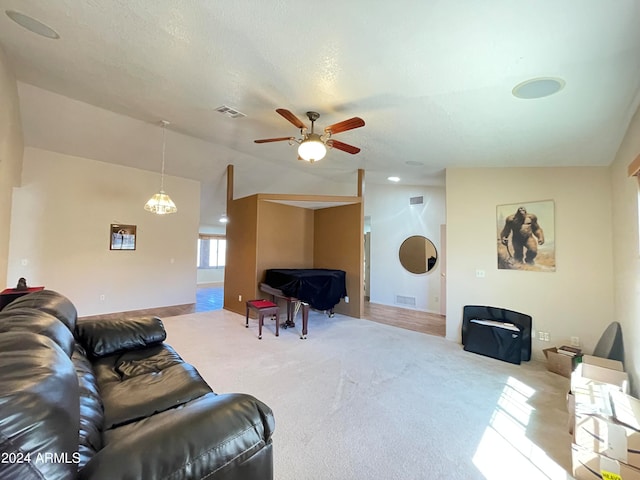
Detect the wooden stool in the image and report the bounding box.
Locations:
[246,299,280,339]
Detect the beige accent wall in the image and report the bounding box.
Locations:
[257,201,314,274]
[314,203,364,318]
[446,167,614,361]
[223,194,258,313]
[8,148,200,316]
[0,46,24,284]
[224,193,363,319]
[611,105,640,396]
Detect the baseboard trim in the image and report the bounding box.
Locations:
[79,303,196,321]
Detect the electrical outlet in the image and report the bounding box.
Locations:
[571,336,580,347]
[544,332,550,342]
[99,294,105,301]
[344,296,349,303]
[538,331,544,341]
[238,294,242,302]
[475,269,485,278]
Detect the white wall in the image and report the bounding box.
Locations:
[197,224,226,285]
[446,167,614,360]
[197,269,224,285]
[365,183,446,313]
[0,45,24,283]
[611,106,640,396]
[17,82,362,228]
[7,147,200,316]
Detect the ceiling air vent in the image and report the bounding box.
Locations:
[214,105,246,119]
[409,196,423,205]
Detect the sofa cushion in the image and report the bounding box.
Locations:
[0,307,75,357]
[93,344,212,429]
[82,393,274,480]
[92,343,184,382]
[76,316,166,358]
[101,362,212,428]
[0,332,80,480]
[3,289,78,333]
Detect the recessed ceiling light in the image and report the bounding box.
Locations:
[512,77,565,99]
[5,10,59,39]
[387,176,400,182]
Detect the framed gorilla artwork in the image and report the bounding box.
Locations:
[496,200,555,272]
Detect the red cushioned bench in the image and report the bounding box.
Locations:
[245,299,280,339]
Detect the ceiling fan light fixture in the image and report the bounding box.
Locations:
[255,109,363,161]
[297,134,327,163]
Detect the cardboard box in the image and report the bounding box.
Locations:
[568,389,576,434]
[575,411,640,468]
[572,362,629,395]
[544,346,582,378]
[572,444,640,479]
[582,355,625,372]
[568,359,628,435]
[571,381,616,417]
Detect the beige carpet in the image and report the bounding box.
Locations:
[162,309,575,480]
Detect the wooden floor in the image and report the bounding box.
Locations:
[363,302,445,337]
[80,288,446,338]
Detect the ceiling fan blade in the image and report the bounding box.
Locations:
[276,109,307,130]
[254,137,294,143]
[324,117,365,135]
[328,139,361,154]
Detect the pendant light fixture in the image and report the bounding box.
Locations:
[144,120,177,215]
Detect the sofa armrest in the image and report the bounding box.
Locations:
[76,316,166,358]
[0,332,80,480]
[78,392,275,480]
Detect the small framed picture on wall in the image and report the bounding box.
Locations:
[110,224,137,250]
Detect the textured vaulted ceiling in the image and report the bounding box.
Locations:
[1,1,639,225]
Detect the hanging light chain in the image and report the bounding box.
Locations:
[144,120,177,214]
[160,120,169,191]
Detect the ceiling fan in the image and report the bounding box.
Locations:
[254,109,365,163]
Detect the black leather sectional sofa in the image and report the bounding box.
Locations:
[0,290,275,480]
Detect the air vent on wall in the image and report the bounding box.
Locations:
[395,295,416,307]
[214,105,246,118]
[409,196,424,205]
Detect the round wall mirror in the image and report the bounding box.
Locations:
[399,235,437,274]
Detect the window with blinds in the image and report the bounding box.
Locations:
[197,235,226,268]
